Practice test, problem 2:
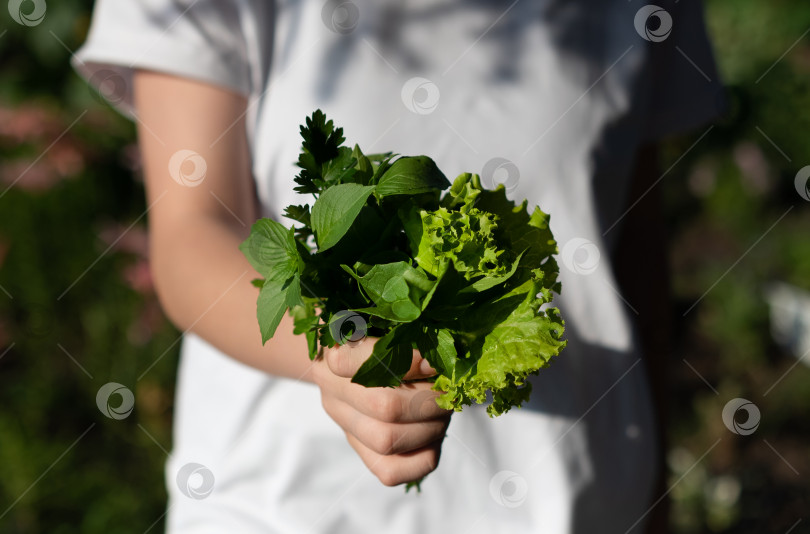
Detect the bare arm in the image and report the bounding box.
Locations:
[134,70,449,486]
[133,69,316,381]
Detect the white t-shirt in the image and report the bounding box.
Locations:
[74,1,720,532]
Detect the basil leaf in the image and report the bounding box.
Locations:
[240,219,303,281]
[311,183,376,251]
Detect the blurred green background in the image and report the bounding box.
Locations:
[0,1,808,532]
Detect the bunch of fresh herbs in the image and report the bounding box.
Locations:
[240,110,566,417]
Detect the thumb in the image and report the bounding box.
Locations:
[402,349,438,381]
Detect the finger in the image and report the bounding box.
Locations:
[325,398,450,455]
[401,351,438,381]
[325,338,433,381]
[329,380,452,423]
[345,432,444,487]
[323,337,376,378]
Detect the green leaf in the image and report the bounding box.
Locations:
[256,276,301,344]
[376,156,450,196]
[461,250,524,294]
[351,326,414,387]
[409,203,512,281]
[433,280,566,416]
[322,146,357,183]
[459,173,558,271]
[301,109,344,166]
[311,184,376,251]
[352,144,373,185]
[294,110,347,195]
[415,327,457,377]
[240,219,304,281]
[342,262,434,322]
[283,204,311,227]
[291,302,320,360]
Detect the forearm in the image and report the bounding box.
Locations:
[150,214,316,382]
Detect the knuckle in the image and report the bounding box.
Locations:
[423,448,440,474]
[370,393,403,423]
[375,463,401,487]
[324,347,345,376]
[369,429,396,456]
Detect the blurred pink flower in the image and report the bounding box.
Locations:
[734,141,773,195]
[123,258,154,294]
[98,222,149,257]
[98,222,154,295]
[0,138,86,191]
[0,104,61,143]
[127,296,166,346]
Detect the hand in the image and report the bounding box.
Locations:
[312,337,452,487]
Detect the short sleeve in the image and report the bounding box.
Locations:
[641,0,724,140]
[72,0,254,117]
